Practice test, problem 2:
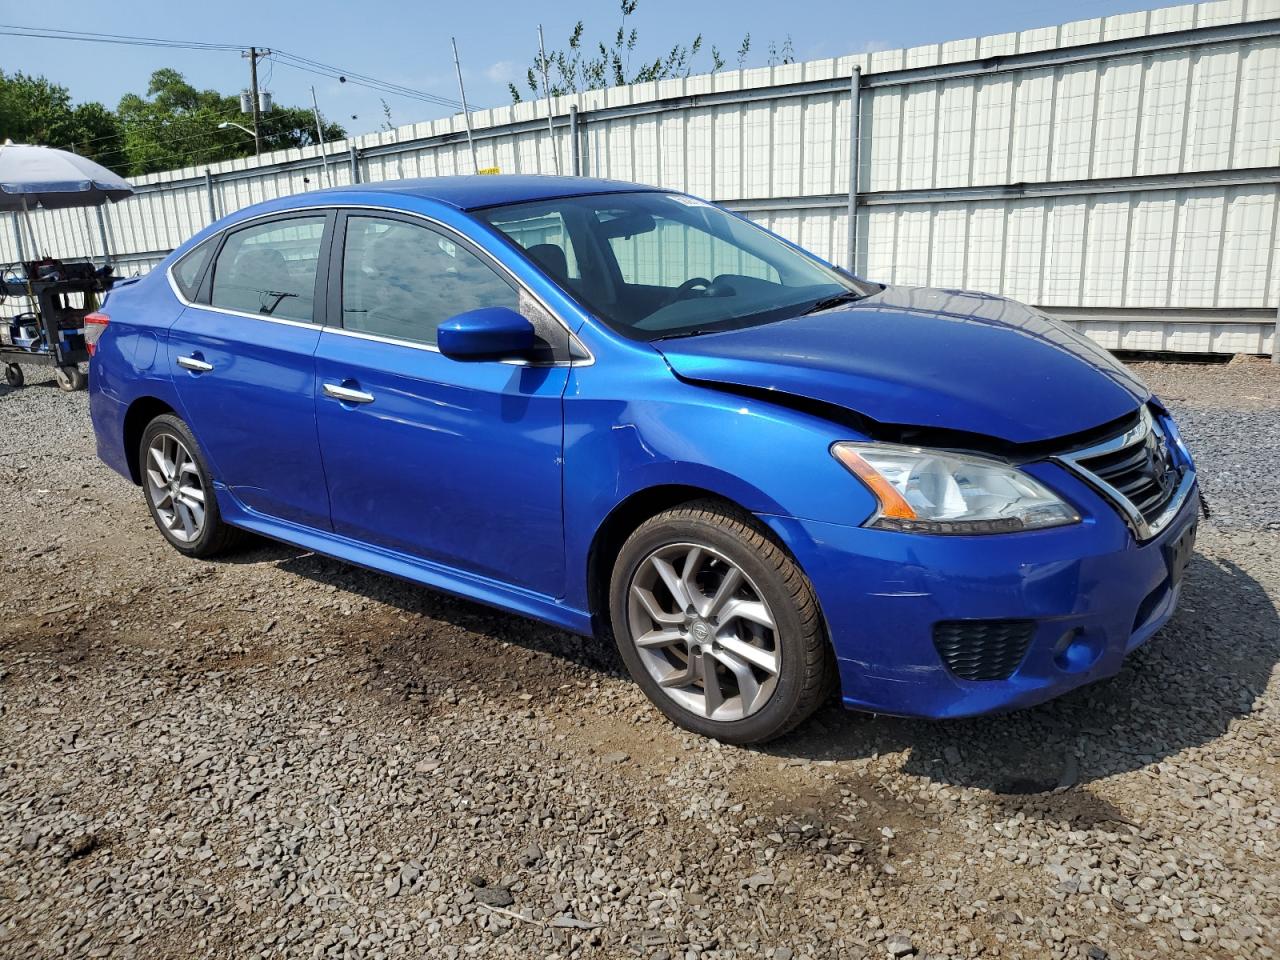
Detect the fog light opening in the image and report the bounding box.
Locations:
[1053,628,1101,673]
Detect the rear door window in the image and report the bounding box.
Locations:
[210,217,326,322]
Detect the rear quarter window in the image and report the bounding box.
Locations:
[171,237,217,301]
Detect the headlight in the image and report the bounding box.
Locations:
[832,442,1079,534]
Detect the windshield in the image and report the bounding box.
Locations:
[476,191,876,341]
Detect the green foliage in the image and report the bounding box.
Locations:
[1,67,346,177]
[0,70,126,170]
[509,0,751,102]
[116,69,345,175]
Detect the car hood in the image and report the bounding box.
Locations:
[653,285,1149,444]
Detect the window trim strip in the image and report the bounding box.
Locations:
[164,203,594,368]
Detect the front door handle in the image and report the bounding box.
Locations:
[177,355,213,373]
[323,382,375,404]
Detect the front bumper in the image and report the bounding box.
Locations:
[763,462,1200,719]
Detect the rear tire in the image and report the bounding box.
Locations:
[4,364,22,388]
[609,499,834,745]
[139,414,245,558]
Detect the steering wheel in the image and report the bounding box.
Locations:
[671,277,712,302]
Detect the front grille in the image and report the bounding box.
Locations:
[1058,407,1187,538]
[933,619,1034,681]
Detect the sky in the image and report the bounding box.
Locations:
[1,0,1169,145]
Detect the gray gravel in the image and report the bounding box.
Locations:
[1,360,1277,960]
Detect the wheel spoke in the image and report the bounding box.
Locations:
[715,635,779,676]
[149,445,174,481]
[180,496,205,530]
[705,566,743,617]
[634,627,684,650]
[649,555,692,611]
[658,659,698,689]
[679,546,706,612]
[175,501,196,539]
[719,597,775,631]
[630,584,683,626]
[713,646,764,714]
[178,484,205,503]
[699,653,724,717]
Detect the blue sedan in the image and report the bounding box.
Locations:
[87,176,1200,743]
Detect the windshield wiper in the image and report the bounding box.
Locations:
[800,290,865,315]
[650,328,715,342]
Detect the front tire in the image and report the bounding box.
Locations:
[609,500,834,744]
[139,414,244,558]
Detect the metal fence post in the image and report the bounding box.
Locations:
[847,66,862,274]
[349,142,361,184]
[569,105,581,177]
[1272,304,1279,364]
[204,169,217,223]
[11,212,25,262]
[95,206,113,267]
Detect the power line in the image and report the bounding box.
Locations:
[0,24,464,111]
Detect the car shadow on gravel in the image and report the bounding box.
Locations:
[214,536,1276,803]
[213,537,628,680]
[765,548,1279,800]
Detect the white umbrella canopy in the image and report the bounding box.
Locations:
[0,142,133,211]
[0,142,133,261]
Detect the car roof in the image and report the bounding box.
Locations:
[311,175,665,212]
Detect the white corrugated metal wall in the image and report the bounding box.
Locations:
[4,0,1278,354]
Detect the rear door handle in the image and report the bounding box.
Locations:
[323,382,375,404]
[177,355,213,372]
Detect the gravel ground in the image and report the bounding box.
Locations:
[0,359,1276,960]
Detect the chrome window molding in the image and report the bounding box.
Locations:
[1054,405,1196,542]
[164,203,594,368]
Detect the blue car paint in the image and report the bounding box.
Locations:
[654,285,1150,443]
[89,175,1197,720]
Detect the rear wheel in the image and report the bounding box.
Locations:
[139,414,244,557]
[609,499,834,744]
[4,364,23,388]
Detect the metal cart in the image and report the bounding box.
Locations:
[1,261,115,391]
[1,142,134,391]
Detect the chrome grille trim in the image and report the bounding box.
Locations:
[1054,405,1196,542]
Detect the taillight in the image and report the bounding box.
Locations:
[83,312,109,356]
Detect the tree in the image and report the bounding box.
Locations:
[509,0,750,102]
[116,69,346,176]
[0,70,126,170]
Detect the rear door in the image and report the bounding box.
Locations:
[166,211,334,530]
[313,210,570,595]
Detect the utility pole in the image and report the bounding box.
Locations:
[242,46,271,157]
[310,86,332,187]
[451,38,479,174]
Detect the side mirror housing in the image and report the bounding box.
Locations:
[437,306,537,361]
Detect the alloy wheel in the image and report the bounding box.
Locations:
[145,432,207,543]
[626,542,781,721]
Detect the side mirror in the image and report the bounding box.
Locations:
[437,306,537,361]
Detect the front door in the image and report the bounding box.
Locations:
[313,211,569,596]
[166,212,333,530]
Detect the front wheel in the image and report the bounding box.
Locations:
[609,500,835,744]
